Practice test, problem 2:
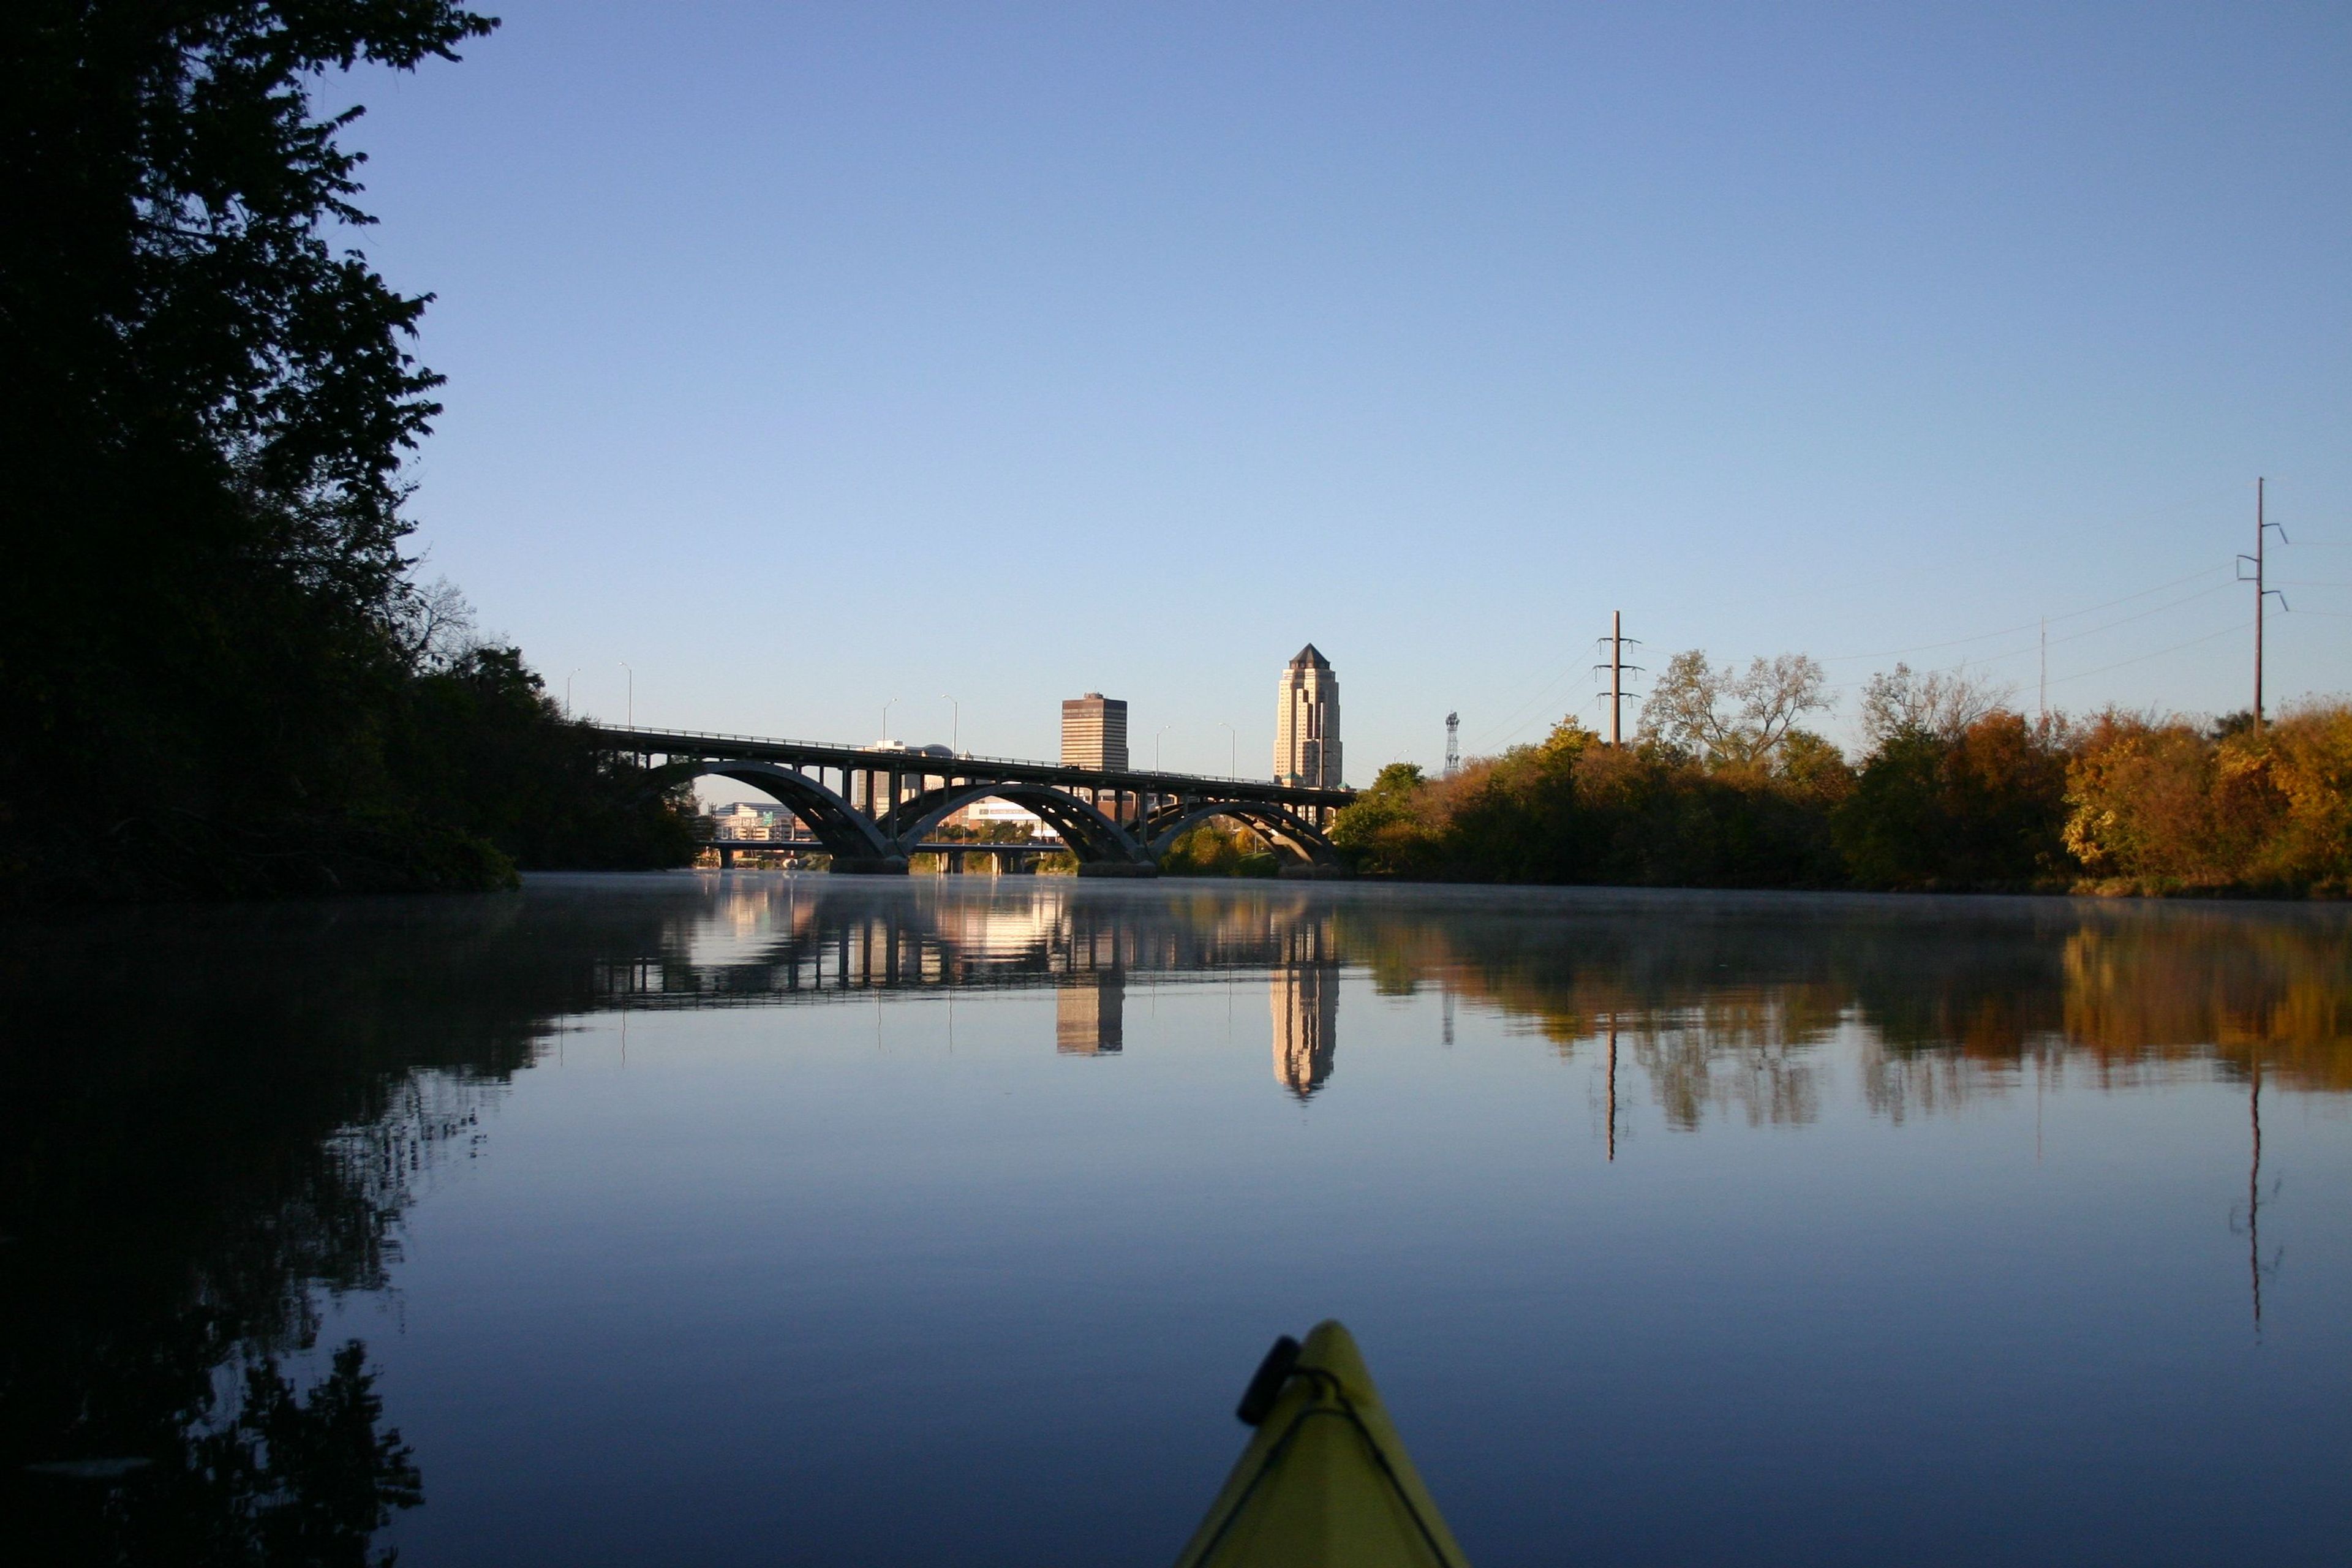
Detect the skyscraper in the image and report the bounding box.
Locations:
[1061,693,1128,770]
[1274,645,1341,788]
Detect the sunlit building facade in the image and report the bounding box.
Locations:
[1275,644,1341,788]
[1061,693,1129,771]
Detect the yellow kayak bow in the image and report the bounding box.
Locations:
[1174,1321,1472,1568]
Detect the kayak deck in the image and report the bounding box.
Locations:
[1174,1320,1471,1568]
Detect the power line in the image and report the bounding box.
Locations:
[2045,619,2254,688]
[1820,580,2240,692]
[1818,562,2233,663]
[1469,664,1587,753]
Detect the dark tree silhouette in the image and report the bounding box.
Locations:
[1,4,695,899]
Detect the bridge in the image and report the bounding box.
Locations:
[592,725,1355,876]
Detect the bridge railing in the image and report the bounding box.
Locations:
[594,722,1331,794]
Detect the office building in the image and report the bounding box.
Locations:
[1061,692,1129,770]
[1274,645,1341,788]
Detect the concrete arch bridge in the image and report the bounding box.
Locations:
[597,725,1354,876]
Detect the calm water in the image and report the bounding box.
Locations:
[7,875,2350,1565]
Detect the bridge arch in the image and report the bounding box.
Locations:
[649,760,896,865]
[1145,800,1343,868]
[889,780,1150,865]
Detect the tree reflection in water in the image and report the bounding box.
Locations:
[1,893,663,1564]
[5,878,2347,1559]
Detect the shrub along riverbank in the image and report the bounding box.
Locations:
[1330,696,2352,897]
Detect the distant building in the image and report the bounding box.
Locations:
[707,800,807,840]
[1061,693,1129,771]
[946,797,1059,840]
[1275,645,1341,788]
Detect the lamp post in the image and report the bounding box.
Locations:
[1217,722,1235,778]
[565,668,581,717]
[618,662,633,728]
[1156,724,1174,771]
[941,694,960,754]
[881,696,899,744]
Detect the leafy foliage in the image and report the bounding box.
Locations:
[1,4,694,899]
[2064,703,2352,895]
[1638,650,1831,765]
[1336,652,2352,897]
[1834,712,2072,889]
[1332,715,1851,888]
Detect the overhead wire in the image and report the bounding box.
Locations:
[1461,488,2337,756]
[2045,619,2254,688]
[1820,580,2242,691]
[1817,562,2232,663]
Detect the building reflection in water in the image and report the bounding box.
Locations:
[18,876,2352,1561]
[584,878,2352,1140]
[1268,903,1341,1097]
[1271,964,1338,1098]
[1057,971,1124,1055]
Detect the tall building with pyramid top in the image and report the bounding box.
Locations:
[1275,645,1341,788]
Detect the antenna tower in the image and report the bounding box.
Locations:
[1443,712,1460,778]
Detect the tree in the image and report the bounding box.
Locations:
[1,3,505,897]
[1638,650,1831,767]
[1836,710,2068,889]
[1858,663,2013,746]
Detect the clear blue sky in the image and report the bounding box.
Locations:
[344,1,2351,780]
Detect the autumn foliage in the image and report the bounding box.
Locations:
[1334,693,2352,897]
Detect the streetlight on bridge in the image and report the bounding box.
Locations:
[881,696,899,744]
[564,668,581,717]
[1156,724,1174,771]
[941,694,960,755]
[617,662,633,728]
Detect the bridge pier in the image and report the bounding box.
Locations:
[829,856,911,876]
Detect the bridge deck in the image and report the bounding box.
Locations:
[591,725,1354,809]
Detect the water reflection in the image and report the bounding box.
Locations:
[1,905,542,1564]
[1057,971,1124,1055]
[560,880,2352,1118]
[6,878,2349,1563]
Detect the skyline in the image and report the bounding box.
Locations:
[338,3,2350,776]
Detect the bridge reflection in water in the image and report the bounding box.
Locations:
[588,876,1352,1095]
[583,873,2352,1116]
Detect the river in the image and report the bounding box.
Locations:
[7,874,2349,1565]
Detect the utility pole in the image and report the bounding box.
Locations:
[1593,612,1642,744]
[2038,619,2046,723]
[1444,712,1460,778]
[2237,477,2289,728]
[1611,611,1624,744]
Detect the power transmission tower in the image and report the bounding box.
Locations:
[1443,712,1460,778]
[2237,477,2290,727]
[1592,611,1643,744]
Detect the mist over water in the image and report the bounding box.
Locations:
[7,876,2349,1566]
